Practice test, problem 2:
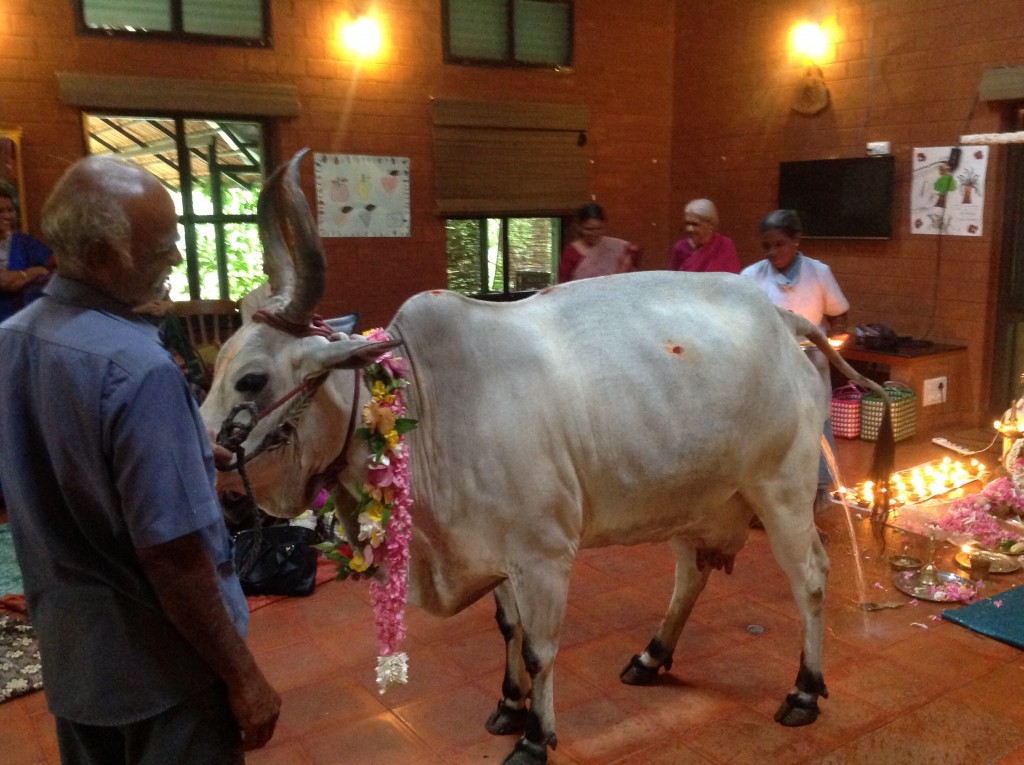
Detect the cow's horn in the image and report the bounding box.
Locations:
[259,149,326,326]
[257,157,295,303]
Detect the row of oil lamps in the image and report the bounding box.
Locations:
[834,456,987,511]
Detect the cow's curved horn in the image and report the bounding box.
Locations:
[257,157,294,302]
[258,149,326,326]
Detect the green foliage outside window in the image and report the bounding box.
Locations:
[446,219,485,294]
[166,186,264,302]
[446,216,559,296]
[85,114,266,303]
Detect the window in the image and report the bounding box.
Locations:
[447,217,561,299]
[443,0,572,67]
[76,0,269,47]
[84,114,267,302]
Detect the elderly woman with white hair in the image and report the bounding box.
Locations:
[669,198,740,273]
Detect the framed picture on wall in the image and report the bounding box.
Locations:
[0,128,28,232]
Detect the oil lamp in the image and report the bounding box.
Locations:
[835,456,986,511]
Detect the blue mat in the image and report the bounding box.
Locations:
[0,525,23,596]
[943,584,1024,650]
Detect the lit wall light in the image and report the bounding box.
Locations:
[789,21,833,115]
[791,22,829,62]
[338,14,383,60]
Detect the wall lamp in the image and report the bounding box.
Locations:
[789,21,832,115]
[338,12,384,60]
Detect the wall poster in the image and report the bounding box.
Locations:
[0,128,28,232]
[910,145,988,236]
[314,153,410,238]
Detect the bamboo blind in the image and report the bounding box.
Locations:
[432,99,590,215]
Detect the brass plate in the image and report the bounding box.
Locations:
[889,555,923,571]
[954,550,1022,574]
[893,570,977,602]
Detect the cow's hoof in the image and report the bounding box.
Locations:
[773,693,820,727]
[619,654,660,685]
[485,699,529,735]
[501,737,548,765]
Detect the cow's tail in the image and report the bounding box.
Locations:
[779,309,894,535]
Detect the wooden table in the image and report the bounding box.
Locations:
[839,343,969,434]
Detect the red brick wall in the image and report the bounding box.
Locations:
[0,0,676,329]
[672,0,1024,426]
[4,0,1017,425]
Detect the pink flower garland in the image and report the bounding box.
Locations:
[368,429,413,657]
[361,328,415,691]
[937,481,1024,550]
[315,327,416,692]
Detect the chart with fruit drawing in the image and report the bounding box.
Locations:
[910,145,988,237]
[314,153,410,237]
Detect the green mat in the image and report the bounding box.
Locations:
[942,584,1024,650]
[0,525,23,596]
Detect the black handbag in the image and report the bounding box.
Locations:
[233,524,318,597]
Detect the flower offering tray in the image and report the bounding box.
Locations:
[893,569,977,602]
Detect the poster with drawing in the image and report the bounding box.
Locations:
[314,153,410,238]
[0,128,27,232]
[910,146,988,236]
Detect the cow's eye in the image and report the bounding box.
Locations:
[235,373,268,393]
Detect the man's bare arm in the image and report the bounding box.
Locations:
[136,533,280,750]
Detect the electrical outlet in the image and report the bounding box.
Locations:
[923,376,947,406]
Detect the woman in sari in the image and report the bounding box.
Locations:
[0,185,54,323]
[558,203,641,282]
[669,198,740,274]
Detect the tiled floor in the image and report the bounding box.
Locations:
[4,429,1024,764]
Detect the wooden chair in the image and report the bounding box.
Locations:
[169,299,242,386]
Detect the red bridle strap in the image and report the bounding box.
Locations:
[256,374,326,420]
[253,308,335,339]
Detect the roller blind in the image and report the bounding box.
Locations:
[432,99,590,215]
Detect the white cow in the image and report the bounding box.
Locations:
[203,152,894,765]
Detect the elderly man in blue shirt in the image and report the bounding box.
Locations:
[0,155,280,763]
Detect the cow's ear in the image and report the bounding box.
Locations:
[308,337,402,370]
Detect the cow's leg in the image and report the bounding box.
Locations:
[751,478,830,727]
[500,560,572,765]
[485,582,531,736]
[620,537,710,685]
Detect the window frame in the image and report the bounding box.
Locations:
[445,214,565,301]
[441,0,574,69]
[83,111,271,301]
[74,0,272,48]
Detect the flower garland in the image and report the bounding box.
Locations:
[937,475,1024,552]
[1006,437,1024,481]
[315,328,416,693]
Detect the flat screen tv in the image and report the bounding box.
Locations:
[777,156,895,239]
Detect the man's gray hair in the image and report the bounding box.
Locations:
[41,156,144,279]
